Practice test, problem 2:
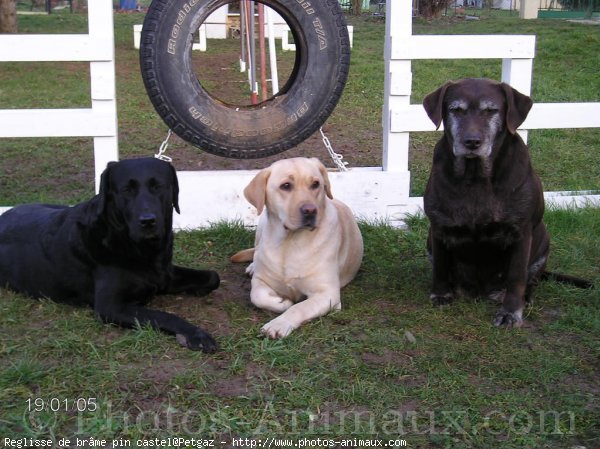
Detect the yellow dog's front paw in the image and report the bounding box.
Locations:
[261,316,297,339]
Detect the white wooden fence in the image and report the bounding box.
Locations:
[382,0,600,222]
[1,0,599,228]
[0,0,118,192]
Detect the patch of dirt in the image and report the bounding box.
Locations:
[150,263,253,340]
[141,359,193,384]
[210,360,270,398]
[122,265,275,404]
[360,348,417,367]
[556,373,600,408]
[308,400,425,434]
[211,375,250,398]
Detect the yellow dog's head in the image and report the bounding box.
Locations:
[244,157,333,231]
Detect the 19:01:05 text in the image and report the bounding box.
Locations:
[26,397,98,412]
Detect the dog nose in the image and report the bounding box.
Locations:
[139,213,157,228]
[301,204,317,217]
[464,135,482,150]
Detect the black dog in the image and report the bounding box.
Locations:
[0,158,220,352]
[422,78,591,327]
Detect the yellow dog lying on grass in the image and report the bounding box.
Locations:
[232,157,364,338]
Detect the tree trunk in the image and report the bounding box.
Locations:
[351,0,362,15]
[418,0,452,19]
[0,0,18,33]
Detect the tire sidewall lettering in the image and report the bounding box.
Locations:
[141,0,349,157]
[187,101,308,138]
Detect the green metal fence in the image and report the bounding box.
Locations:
[538,0,600,18]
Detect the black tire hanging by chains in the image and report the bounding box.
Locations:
[140,0,350,159]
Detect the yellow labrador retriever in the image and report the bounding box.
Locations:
[231,157,363,338]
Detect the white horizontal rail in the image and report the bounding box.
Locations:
[391,103,600,133]
[173,168,410,228]
[0,109,117,137]
[0,35,113,62]
[0,168,412,227]
[544,191,600,209]
[523,103,600,129]
[392,35,536,60]
[387,191,600,220]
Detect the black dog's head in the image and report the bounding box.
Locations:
[96,158,180,243]
[423,78,533,168]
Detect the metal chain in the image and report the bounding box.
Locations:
[155,127,347,170]
[154,129,173,162]
[319,127,348,172]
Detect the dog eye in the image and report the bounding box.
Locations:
[280,182,292,191]
[449,106,466,115]
[311,180,320,190]
[148,181,163,192]
[483,107,499,114]
[121,182,137,194]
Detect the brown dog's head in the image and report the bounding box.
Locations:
[423,78,533,163]
[244,157,333,231]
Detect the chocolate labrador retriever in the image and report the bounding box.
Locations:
[0,158,220,351]
[422,78,591,327]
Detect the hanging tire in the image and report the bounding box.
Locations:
[140,0,350,159]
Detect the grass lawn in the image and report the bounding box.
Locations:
[1,8,599,449]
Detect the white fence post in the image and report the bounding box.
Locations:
[502,57,534,142]
[384,5,599,215]
[382,0,412,173]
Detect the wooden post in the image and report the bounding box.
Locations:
[520,0,539,19]
[382,0,412,173]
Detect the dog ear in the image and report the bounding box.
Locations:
[311,157,334,199]
[501,83,533,134]
[168,163,181,214]
[244,167,271,215]
[82,161,116,226]
[423,81,454,129]
[99,161,117,194]
[96,161,118,214]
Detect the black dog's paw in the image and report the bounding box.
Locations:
[205,270,220,291]
[170,266,221,296]
[176,329,218,353]
[189,270,221,296]
[186,270,221,296]
[196,270,220,296]
[430,292,455,306]
[493,308,523,328]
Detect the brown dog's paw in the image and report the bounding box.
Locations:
[430,292,455,306]
[176,330,218,353]
[493,308,523,328]
[488,290,506,304]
